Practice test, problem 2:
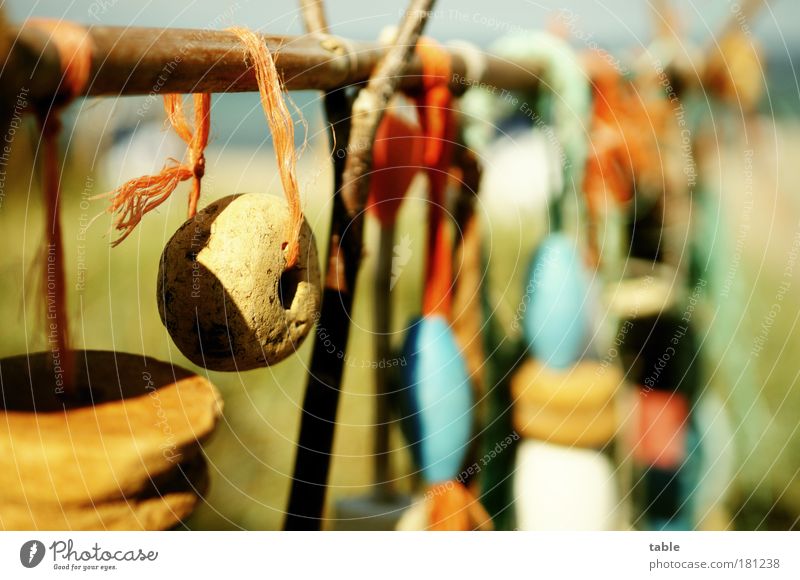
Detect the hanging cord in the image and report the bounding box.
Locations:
[96,93,210,246]
[25,18,93,395]
[415,38,456,317]
[227,26,304,269]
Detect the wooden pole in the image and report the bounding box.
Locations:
[284,0,437,530]
[372,221,395,501]
[3,24,541,102]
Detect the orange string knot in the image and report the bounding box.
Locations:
[96,91,211,245]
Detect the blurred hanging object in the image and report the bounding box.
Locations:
[367,105,423,226]
[365,103,423,508]
[581,55,664,270]
[397,39,492,531]
[96,93,211,245]
[618,313,704,530]
[704,31,764,113]
[24,18,94,396]
[511,241,625,528]
[522,234,592,368]
[488,31,627,531]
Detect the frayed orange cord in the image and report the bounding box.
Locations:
[25,18,94,395]
[96,93,210,246]
[227,27,304,270]
[426,481,494,531]
[415,38,456,317]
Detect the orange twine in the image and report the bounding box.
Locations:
[228,26,304,269]
[426,481,494,531]
[25,18,94,394]
[97,93,210,246]
[415,39,456,317]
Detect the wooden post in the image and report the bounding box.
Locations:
[284,0,437,530]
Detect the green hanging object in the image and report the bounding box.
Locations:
[685,95,772,509]
[463,31,592,531]
[478,241,525,531]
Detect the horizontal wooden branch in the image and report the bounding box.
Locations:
[4,24,541,102]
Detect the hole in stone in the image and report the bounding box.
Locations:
[279,267,302,310]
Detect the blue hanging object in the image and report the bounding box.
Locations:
[523,233,591,369]
[400,315,473,484]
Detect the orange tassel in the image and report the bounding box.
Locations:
[97,93,210,246]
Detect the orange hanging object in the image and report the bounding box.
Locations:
[426,481,494,531]
[414,39,457,317]
[366,111,424,227]
[581,55,667,265]
[24,18,94,395]
[97,93,210,246]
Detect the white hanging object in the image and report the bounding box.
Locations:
[514,439,621,530]
[477,130,561,333]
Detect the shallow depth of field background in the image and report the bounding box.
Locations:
[1,0,799,529]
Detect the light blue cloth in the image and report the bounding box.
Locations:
[523,233,591,369]
[402,315,473,484]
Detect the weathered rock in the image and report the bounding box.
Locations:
[158,194,321,371]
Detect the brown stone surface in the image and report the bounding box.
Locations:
[157,193,321,371]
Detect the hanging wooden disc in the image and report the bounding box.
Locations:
[511,359,623,448]
[512,358,623,411]
[0,350,222,530]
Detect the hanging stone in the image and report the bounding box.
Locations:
[400,315,473,484]
[522,233,591,369]
[157,193,321,371]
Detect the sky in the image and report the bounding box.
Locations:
[4,0,799,55]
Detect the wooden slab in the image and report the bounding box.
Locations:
[0,456,209,530]
[0,350,222,505]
